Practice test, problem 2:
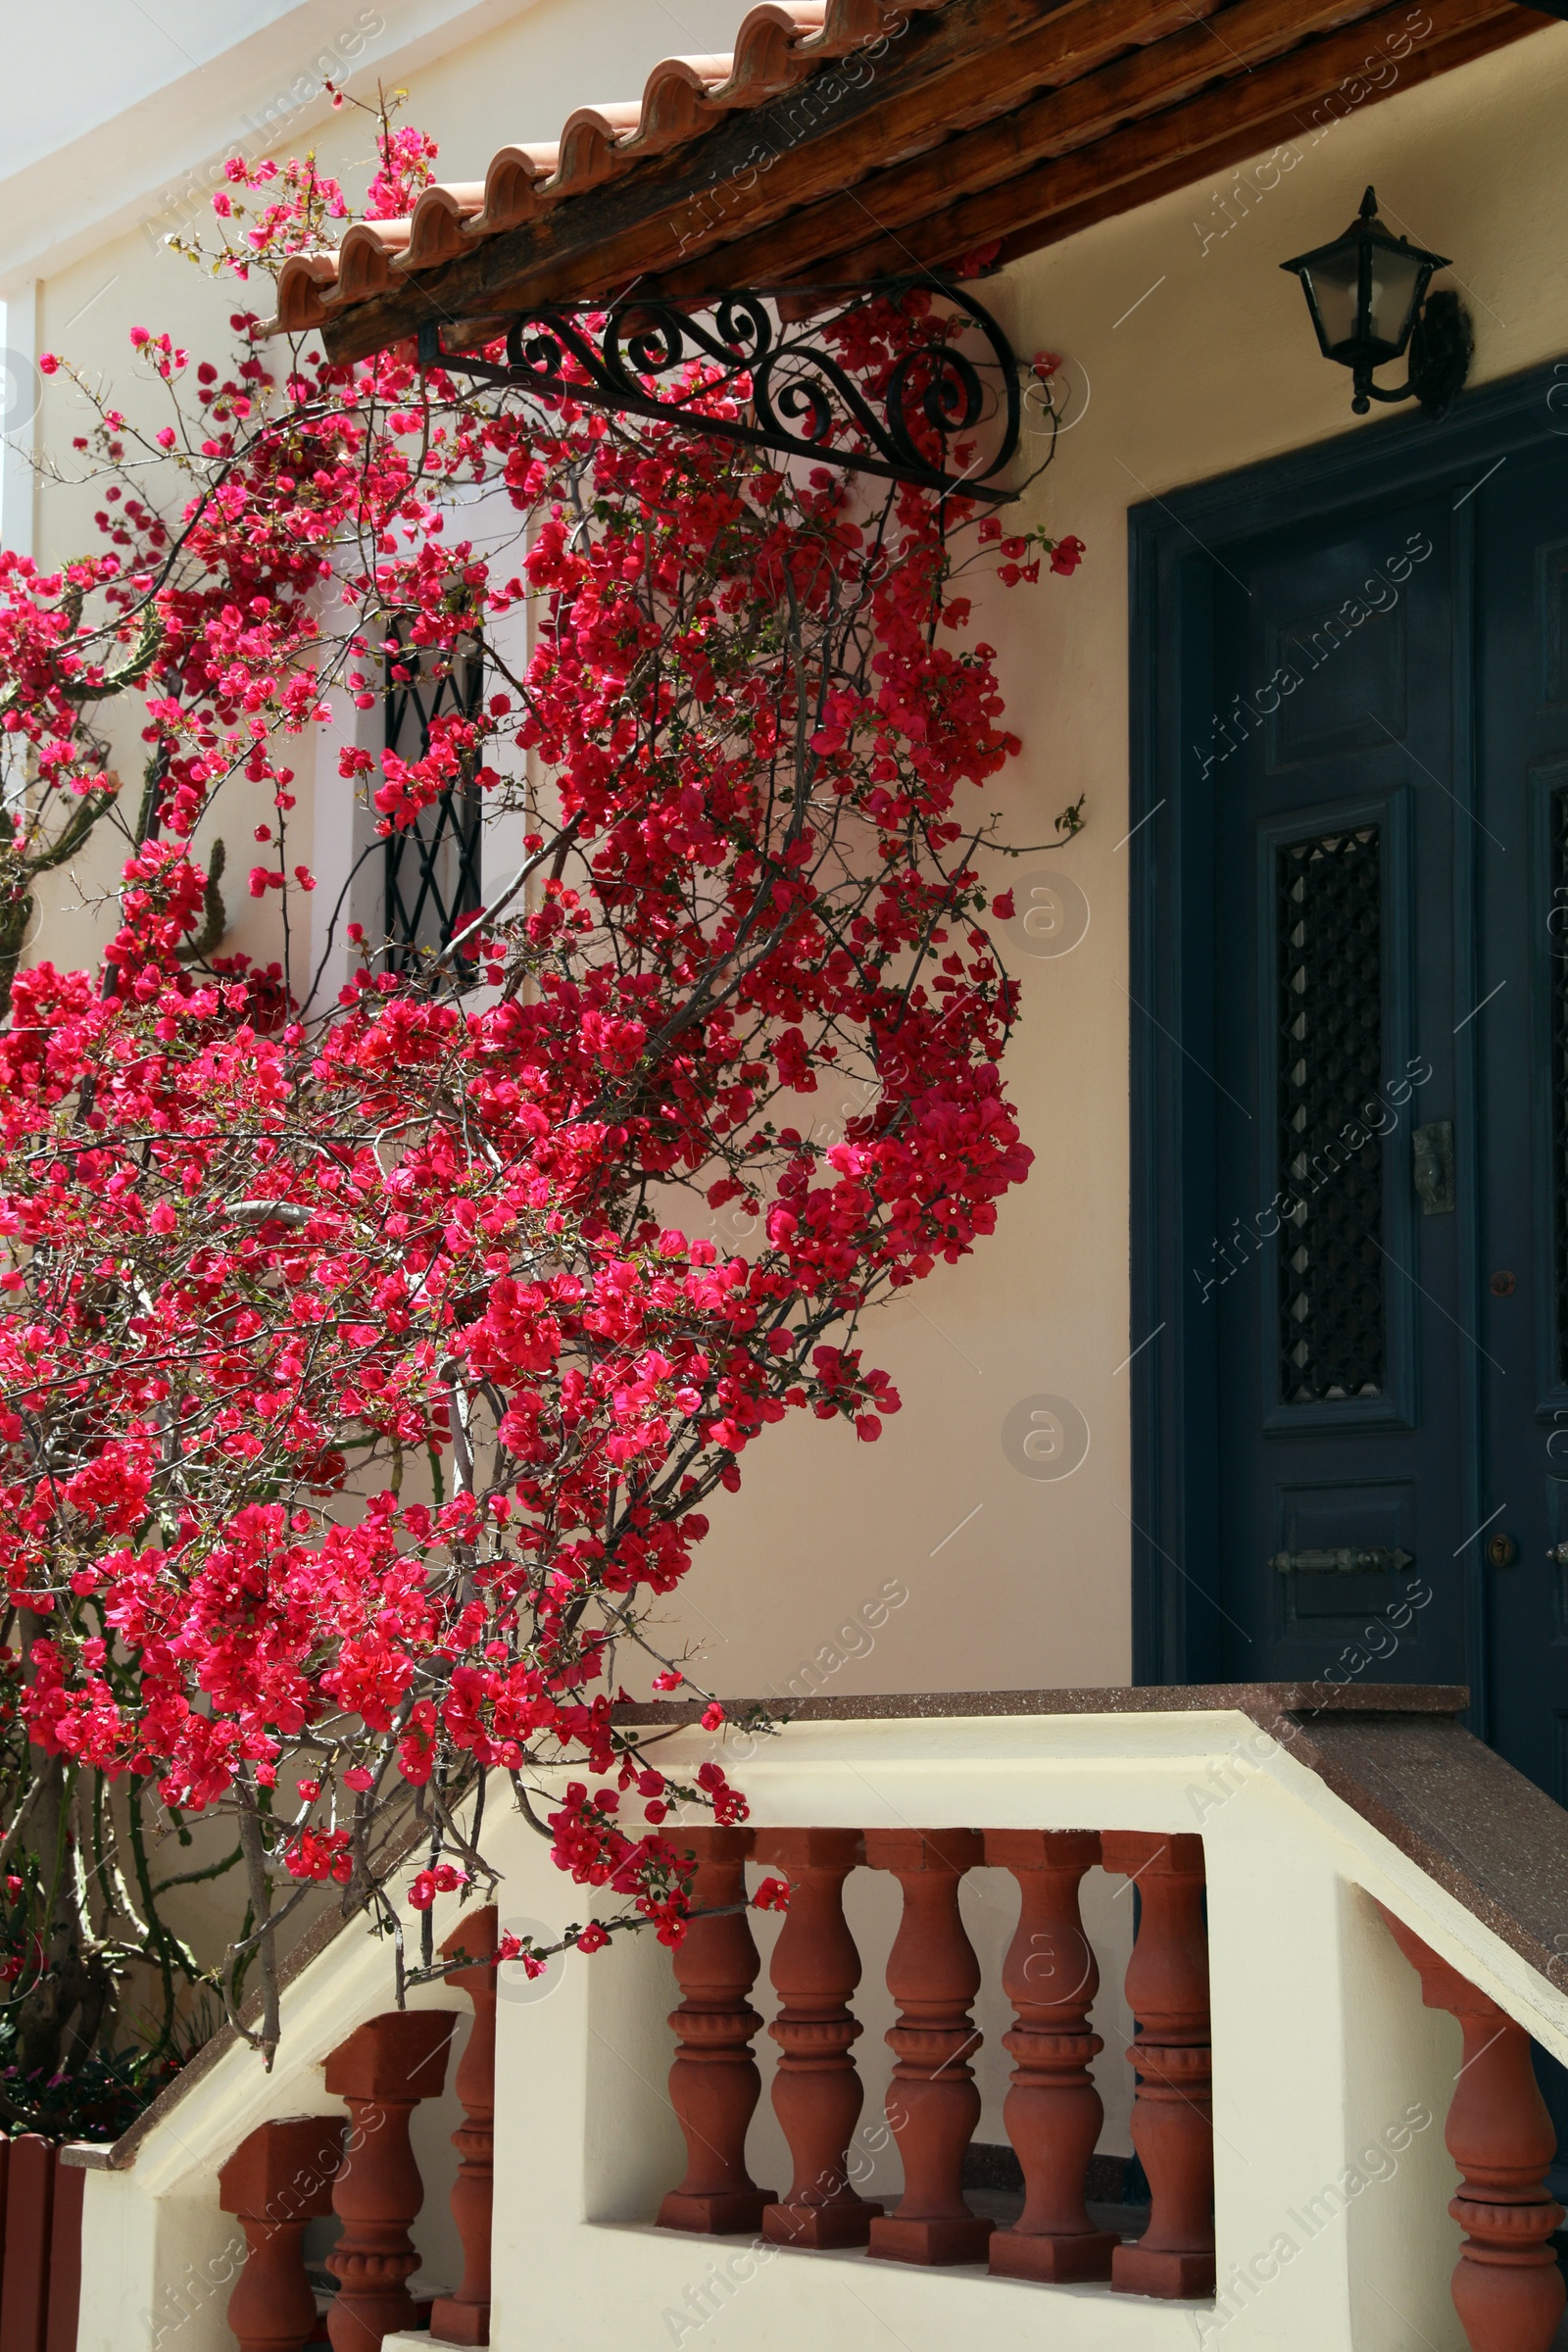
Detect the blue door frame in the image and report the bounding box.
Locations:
[1128,357,1568,1722]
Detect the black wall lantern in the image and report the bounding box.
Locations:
[1281,187,1472,419]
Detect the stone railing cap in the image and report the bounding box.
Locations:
[612,1682,1469,1727]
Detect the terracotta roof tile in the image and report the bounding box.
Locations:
[401,183,486,271]
[273,0,951,333]
[276,0,1547,360]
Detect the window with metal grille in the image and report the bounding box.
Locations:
[382,620,484,970]
[1276,823,1387,1403]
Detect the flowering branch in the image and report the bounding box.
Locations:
[0,99,1084,2111]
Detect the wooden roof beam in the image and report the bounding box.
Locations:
[991,5,1541,269]
[987,6,1542,269]
[651,0,1394,298]
[495,0,1235,310]
[322,0,1223,363]
[789,0,1535,284]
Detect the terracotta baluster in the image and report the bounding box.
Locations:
[219,2117,346,2352]
[864,1828,992,2267]
[323,2009,459,2352]
[658,1827,776,2234]
[1102,1832,1215,2298]
[430,1908,498,2346]
[985,1829,1119,2282]
[1379,1906,1565,2352]
[755,1829,882,2248]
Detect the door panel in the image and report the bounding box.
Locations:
[1208,492,1468,1686]
[1199,437,1568,1747]
[1475,447,1568,1794]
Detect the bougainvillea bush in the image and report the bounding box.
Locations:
[0,104,1079,2112]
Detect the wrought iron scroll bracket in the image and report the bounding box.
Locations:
[415,280,1028,505]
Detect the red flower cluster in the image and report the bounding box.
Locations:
[0,110,1081,2046]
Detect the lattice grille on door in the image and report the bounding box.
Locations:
[382,623,483,971]
[1277,825,1386,1403]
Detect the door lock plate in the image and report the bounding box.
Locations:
[1412,1121,1455,1215]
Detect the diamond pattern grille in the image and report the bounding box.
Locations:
[1277,825,1386,1403]
[1552,790,1568,1382]
[383,624,483,971]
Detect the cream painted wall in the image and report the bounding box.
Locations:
[14,10,1568,1707]
[657,14,1568,1705]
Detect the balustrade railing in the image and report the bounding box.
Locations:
[657,1822,1212,2292]
[212,1909,498,2352]
[69,1687,1568,2352]
[651,1820,1563,2352]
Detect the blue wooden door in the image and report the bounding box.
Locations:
[1472,442,1568,1794]
[1133,371,1568,1809]
[1199,428,1568,1786]
[1207,490,1470,1688]
[1137,384,1568,2188]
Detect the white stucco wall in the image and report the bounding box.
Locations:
[9,9,1568,1713]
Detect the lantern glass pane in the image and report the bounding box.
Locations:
[1366,246,1427,357]
[1305,249,1363,356]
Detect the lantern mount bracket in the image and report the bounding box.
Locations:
[1349,288,1474,418]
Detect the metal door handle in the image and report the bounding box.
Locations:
[1270,1546,1413,1575]
[1549,1544,1568,1569]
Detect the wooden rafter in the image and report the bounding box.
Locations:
[787,0,1536,288]
[508,0,1234,310]
[993,5,1537,266]
[317,0,1554,367]
[652,0,1414,297]
[321,0,1092,362]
